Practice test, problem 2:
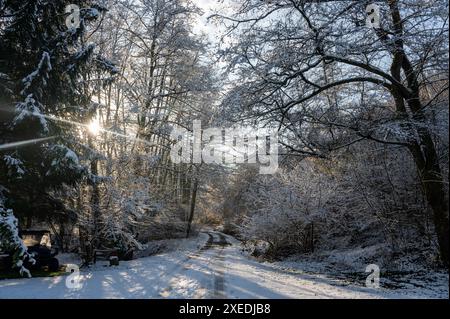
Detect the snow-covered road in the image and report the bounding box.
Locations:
[0,232,447,299]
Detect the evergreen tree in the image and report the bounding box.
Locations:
[0,0,115,275]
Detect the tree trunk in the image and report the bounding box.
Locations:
[79,225,91,265]
[408,135,449,265]
[384,0,449,265]
[89,136,101,249]
[186,178,198,238]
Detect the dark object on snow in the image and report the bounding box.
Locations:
[20,230,60,272]
[109,256,119,266]
[93,249,120,266]
[118,249,134,261]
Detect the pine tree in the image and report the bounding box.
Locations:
[0,192,35,277]
[0,0,116,275]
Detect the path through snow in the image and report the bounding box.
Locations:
[0,232,447,299]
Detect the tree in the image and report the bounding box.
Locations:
[0,0,115,274]
[53,0,222,255]
[0,191,35,277]
[215,0,449,264]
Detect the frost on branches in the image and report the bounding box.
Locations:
[13,95,49,134]
[20,51,52,98]
[3,155,25,178]
[13,51,52,133]
[45,144,85,179]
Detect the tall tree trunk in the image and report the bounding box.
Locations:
[88,136,100,249]
[385,0,449,265]
[409,134,449,265]
[186,178,198,238]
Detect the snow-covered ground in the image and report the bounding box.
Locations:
[0,232,447,299]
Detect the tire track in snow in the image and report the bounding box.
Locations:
[158,232,213,298]
[158,231,230,299]
[211,233,229,299]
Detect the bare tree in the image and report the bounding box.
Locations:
[216,0,449,264]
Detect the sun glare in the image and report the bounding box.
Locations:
[88,119,101,136]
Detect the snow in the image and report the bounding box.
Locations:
[265,259,449,299]
[47,145,84,176]
[217,235,447,299]
[3,155,25,176]
[0,233,209,299]
[64,148,79,163]
[0,232,447,299]
[13,95,49,133]
[85,8,100,19]
[20,51,52,97]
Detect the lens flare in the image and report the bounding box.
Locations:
[88,119,101,136]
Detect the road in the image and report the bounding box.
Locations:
[0,232,446,298]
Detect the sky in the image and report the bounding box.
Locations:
[191,0,232,42]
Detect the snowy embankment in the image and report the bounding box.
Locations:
[263,259,449,299]
[262,244,449,299]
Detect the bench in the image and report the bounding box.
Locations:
[93,249,119,266]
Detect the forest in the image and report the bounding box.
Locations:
[0,0,448,299]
